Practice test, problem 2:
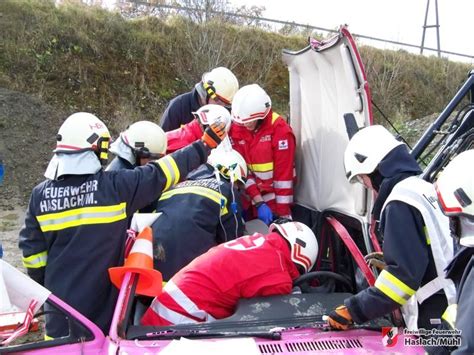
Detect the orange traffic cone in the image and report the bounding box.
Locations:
[109,226,163,297]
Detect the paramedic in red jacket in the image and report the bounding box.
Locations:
[166,104,231,154]
[229,84,296,225]
[141,221,318,325]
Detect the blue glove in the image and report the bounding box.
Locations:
[0,161,3,186]
[256,202,273,225]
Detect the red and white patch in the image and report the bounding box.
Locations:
[278,139,288,150]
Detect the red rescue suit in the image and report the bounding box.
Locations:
[141,232,300,325]
[229,110,296,218]
[166,120,203,154]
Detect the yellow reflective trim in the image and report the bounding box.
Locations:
[100,152,108,159]
[271,112,280,124]
[248,162,273,172]
[44,334,54,341]
[442,304,457,329]
[37,203,127,222]
[40,214,127,232]
[157,156,180,191]
[376,282,407,305]
[381,270,416,296]
[160,186,228,215]
[22,251,47,268]
[423,226,430,245]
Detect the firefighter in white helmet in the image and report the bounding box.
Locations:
[160,67,239,132]
[107,120,168,213]
[229,84,296,225]
[165,104,232,153]
[328,125,455,335]
[150,147,247,281]
[107,120,167,170]
[18,112,227,338]
[142,221,318,326]
[435,149,474,354]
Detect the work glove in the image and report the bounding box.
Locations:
[365,251,386,271]
[256,202,273,225]
[328,305,353,330]
[201,122,226,149]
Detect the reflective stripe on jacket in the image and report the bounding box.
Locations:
[229,110,296,217]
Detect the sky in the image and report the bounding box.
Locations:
[227,0,474,64]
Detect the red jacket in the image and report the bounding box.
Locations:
[229,110,296,217]
[141,232,300,326]
[166,120,203,154]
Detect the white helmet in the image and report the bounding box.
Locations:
[121,121,167,158]
[208,148,248,184]
[55,112,110,160]
[269,221,318,273]
[435,150,474,217]
[231,84,272,124]
[192,104,232,132]
[202,67,239,106]
[344,125,404,184]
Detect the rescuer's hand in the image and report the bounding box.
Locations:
[365,251,386,270]
[328,305,353,330]
[201,122,226,148]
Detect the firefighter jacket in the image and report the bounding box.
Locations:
[106,156,157,214]
[445,247,474,354]
[160,88,201,132]
[151,163,244,281]
[165,119,203,154]
[229,110,296,218]
[141,232,300,326]
[19,141,209,337]
[345,145,454,331]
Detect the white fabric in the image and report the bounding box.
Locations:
[282,36,371,218]
[160,337,260,355]
[0,260,50,315]
[130,213,162,233]
[109,136,136,165]
[44,151,101,180]
[381,176,456,331]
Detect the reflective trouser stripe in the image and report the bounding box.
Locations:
[22,251,47,268]
[273,180,293,189]
[36,203,127,232]
[160,186,228,215]
[375,270,416,305]
[248,162,273,172]
[158,156,180,191]
[150,280,216,324]
[442,304,457,329]
[276,195,293,204]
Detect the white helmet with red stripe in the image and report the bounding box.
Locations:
[231,84,271,124]
[55,112,110,154]
[192,104,232,132]
[269,221,318,273]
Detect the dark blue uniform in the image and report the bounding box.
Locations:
[160,88,201,132]
[151,164,244,281]
[107,156,157,213]
[19,141,209,337]
[345,146,448,330]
